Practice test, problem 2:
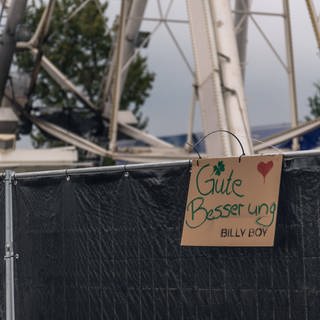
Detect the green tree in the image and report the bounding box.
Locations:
[16,0,155,147]
[307,82,320,120]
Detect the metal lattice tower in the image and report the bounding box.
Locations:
[0,0,319,163]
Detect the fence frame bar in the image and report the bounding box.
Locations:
[4,170,14,320]
[12,150,320,179]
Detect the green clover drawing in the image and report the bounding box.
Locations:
[214,160,225,176]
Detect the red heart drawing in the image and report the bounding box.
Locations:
[257,161,273,183]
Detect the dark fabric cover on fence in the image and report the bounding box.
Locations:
[11,155,320,319]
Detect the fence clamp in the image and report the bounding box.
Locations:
[4,243,18,260]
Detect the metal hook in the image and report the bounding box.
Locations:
[123,165,129,177]
[12,173,17,185]
[65,169,70,181]
[188,159,193,172]
[186,142,202,166]
[188,130,246,163]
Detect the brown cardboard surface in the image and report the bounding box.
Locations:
[181,154,283,247]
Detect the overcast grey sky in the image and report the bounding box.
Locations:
[108,0,320,136]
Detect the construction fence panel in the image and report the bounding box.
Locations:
[9,155,320,319]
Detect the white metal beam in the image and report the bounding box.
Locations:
[109,0,128,152]
[101,0,147,118]
[283,0,299,150]
[305,0,320,49]
[210,0,253,155]
[0,0,27,103]
[0,147,78,166]
[186,0,231,156]
[254,119,320,152]
[234,0,251,80]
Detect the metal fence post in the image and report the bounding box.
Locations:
[4,170,14,320]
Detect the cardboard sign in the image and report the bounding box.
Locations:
[181,155,283,247]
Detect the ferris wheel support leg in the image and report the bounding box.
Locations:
[185,84,197,152]
[0,0,27,105]
[210,0,253,155]
[187,0,232,156]
[234,0,251,81]
[283,0,300,151]
[109,0,128,152]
